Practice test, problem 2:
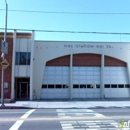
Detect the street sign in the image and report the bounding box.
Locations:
[1,59,9,69]
[1,40,8,54]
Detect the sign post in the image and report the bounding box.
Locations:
[1,0,8,107]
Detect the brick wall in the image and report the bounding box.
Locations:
[46,55,70,66]
[105,56,126,66]
[73,54,101,66]
[0,34,13,99]
[46,54,126,67]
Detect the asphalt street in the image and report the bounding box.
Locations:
[0,108,130,130]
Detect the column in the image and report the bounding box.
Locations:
[126,62,130,97]
[101,51,105,98]
[70,52,73,99]
[30,30,35,100]
[11,30,16,101]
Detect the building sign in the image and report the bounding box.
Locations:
[64,44,113,49]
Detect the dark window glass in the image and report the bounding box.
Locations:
[87,84,93,88]
[125,84,130,88]
[105,84,110,88]
[27,53,31,65]
[73,85,79,88]
[15,52,31,65]
[15,78,30,82]
[63,84,69,88]
[20,53,26,65]
[42,85,47,88]
[111,84,117,88]
[96,84,100,88]
[80,85,86,88]
[48,85,54,88]
[56,85,62,88]
[15,52,20,65]
[118,84,124,88]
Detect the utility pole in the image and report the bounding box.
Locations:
[1,0,8,107]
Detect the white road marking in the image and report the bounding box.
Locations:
[9,109,35,130]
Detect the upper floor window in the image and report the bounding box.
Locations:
[15,52,31,65]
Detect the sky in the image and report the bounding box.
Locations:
[0,0,130,41]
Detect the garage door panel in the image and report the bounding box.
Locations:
[48,76,55,79]
[79,67,87,70]
[79,71,87,75]
[63,75,69,79]
[55,76,62,80]
[105,88,111,92]
[87,76,93,79]
[79,76,86,80]
[93,89,100,93]
[43,80,48,84]
[124,88,130,96]
[62,94,69,98]
[118,80,128,84]
[104,80,110,84]
[48,71,55,75]
[87,94,94,98]
[54,89,62,93]
[48,94,55,98]
[79,80,86,84]
[87,67,93,70]
[63,89,69,94]
[111,92,118,98]
[62,80,69,84]
[110,75,117,80]
[87,72,93,75]
[79,94,87,98]
[105,93,111,98]
[110,80,117,84]
[55,94,62,98]
[86,89,94,92]
[47,89,55,93]
[73,94,79,98]
[94,76,100,80]
[48,67,55,70]
[73,72,79,75]
[73,80,79,84]
[79,89,87,93]
[41,94,48,99]
[94,71,100,75]
[87,80,94,84]
[94,94,101,98]
[73,89,79,93]
[94,67,100,70]
[63,71,69,75]
[47,80,55,84]
[94,80,100,84]
[41,89,48,93]
[73,76,79,79]
[41,66,70,99]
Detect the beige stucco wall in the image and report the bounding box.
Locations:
[32,41,130,99]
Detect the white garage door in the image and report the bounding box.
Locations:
[104,67,130,98]
[41,66,70,99]
[73,67,101,98]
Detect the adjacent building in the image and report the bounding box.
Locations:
[0,30,130,101]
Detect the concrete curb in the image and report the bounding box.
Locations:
[0,106,30,109]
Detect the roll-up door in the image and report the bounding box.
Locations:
[41,66,69,99]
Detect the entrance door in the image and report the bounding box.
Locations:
[16,82,29,100]
[21,83,28,99]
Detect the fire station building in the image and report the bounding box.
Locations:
[0,30,130,101]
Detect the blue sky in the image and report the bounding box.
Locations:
[0,0,130,41]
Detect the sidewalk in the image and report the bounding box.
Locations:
[0,99,130,109]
